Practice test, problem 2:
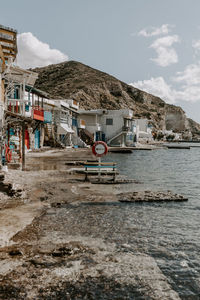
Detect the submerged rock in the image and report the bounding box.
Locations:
[117,190,188,202]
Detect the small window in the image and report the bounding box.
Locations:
[106,118,113,125]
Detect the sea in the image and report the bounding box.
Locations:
[41,145,200,298]
[102,145,200,298]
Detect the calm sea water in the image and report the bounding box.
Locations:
[103,147,200,298]
[42,147,200,298]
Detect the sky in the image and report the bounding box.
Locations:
[1,0,200,122]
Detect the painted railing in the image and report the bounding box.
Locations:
[33,106,44,121]
[44,111,52,123]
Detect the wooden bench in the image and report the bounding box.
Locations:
[83,162,117,181]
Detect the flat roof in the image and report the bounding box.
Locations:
[0,24,17,34]
[4,65,38,87]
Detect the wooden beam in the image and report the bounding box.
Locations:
[22,123,25,171]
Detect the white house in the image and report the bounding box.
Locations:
[132,119,153,142]
[51,100,75,147]
[78,109,135,147]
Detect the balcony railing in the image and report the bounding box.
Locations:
[44,111,52,123]
[33,106,44,121]
[122,126,130,131]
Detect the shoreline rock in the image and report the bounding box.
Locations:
[117,190,188,202]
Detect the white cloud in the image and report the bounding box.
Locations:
[130,77,177,104]
[130,62,200,104]
[138,24,173,37]
[175,85,200,102]
[172,62,200,102]
[173,63,200,85]
[192,39,200,56]
[150,35,180,67]
[151,35,180,48]
[16,32,68,69]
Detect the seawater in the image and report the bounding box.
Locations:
[42,147,200,298]
[103,147,200,298]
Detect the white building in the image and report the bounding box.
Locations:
[132,119,153,142]
[50,100,76,147]
[78,109,135,147]
[47,99,87,148]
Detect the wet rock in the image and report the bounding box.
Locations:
[29,259,59,268]
[9,250,22,257]
[117,191,188,202]
[0,174,5,182]
[51,202,62,208]
[40,196,48,202]
[52,247,72,257]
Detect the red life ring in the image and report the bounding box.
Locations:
[5,145,12,163]
[92,141,108,157]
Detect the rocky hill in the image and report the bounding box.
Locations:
[32,61,200,137]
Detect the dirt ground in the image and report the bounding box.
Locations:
[0,148,181,300]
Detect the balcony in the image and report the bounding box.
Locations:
[33,106,44,121]
[7,99,31,117]
[44,111,52,123]
[122,126,130,132]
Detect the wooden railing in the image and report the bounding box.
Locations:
[33,106,44,121]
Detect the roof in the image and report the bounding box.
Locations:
[26,86,49,98]
[0,25,17,34]
[4,65,38,87]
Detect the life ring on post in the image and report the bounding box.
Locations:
[92,141,108,157]
[5,145,12,163]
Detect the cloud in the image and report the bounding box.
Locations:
[173,63,200,85]
[192,39,200,56]
[16,32,68,69]
[130,77,177,104]
[172,62,200,102]
[130,62,200,104]
[150,35,180,67]
[138,24,173,37]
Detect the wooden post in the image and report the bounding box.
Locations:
[22,76,25,116]
[19,127,21,162]
[22,123,25,171]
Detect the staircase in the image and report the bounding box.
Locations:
[79,128,94,145]
[72,135,88,148]
[46,123,52,138]
[44,123,56,147]
[107,130,127,146]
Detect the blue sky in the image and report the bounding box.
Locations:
[1,0,200,122]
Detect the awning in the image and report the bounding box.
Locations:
[58,123,74,134]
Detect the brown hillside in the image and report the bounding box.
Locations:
[32,61,200,136]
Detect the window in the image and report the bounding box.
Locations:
[106,118,113,125]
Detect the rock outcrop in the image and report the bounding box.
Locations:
[117,191,188,202]
[32,61,200,137]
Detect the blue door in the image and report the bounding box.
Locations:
[35,129,40,149]
[96,132,100,141]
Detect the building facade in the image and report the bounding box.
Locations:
[78,109,135,146]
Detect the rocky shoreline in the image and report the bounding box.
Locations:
[0,148,184,299]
